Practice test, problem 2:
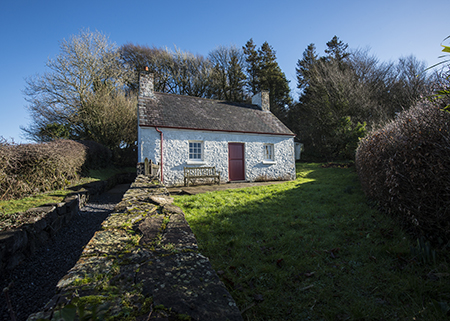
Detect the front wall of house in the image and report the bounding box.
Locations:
[139,127,295,186]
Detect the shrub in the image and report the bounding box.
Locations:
[111,145,137,167]
[355,99,450,245]
[78,140,112,170]
[0,139,87,200]
[0,138,27,200]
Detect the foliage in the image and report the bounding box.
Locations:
[81,88,137,153]
[331,116,367,160]
[121,40,292,120]
[78,140,112,170]
[243,39,292,121]
[290,36,434,161]
[429,36,450,111]
[207,45,246,102]
[355,99,450,246]
[0,137,126,202]
[242,38,260,96]
[120,43,213,98]
[174,163,450,320]
[0,139,87,200]
[22,29,135,154]
[37,296,110,321]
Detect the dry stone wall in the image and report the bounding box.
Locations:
[28,175,243,321]
[0,173,135,273]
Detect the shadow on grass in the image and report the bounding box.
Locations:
[174,164,448,320]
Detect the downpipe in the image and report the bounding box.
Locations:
[155,127,163,184]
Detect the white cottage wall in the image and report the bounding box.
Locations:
[139,127,295,186]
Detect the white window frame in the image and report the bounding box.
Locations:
[263,143,276,164]
[188,141,206,164]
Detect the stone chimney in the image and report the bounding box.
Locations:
[139,67,155,98]
[252,90,270,111]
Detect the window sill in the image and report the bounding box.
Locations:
[187,160,207,165]
[262,160,277,165]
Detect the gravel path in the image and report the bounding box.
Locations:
[0,184,130,321]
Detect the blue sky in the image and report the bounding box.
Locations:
[0,0,448,143]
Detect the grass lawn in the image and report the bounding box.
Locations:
[173,163,450,320]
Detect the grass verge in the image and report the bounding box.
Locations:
[0,166,135,216]
[173,163,450,320]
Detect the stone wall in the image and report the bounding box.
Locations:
[139,127,296,186]
[28,175,243,321]
[0,173,135,273]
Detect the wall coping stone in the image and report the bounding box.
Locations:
[27,175,243,321]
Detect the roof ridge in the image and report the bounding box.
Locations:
[154,92,259,109]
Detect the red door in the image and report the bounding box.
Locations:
[228,143,245,181]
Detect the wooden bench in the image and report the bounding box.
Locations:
[184,166,221,187]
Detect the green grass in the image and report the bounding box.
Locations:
[0,166,135,215]
[173,163,450,320]
[0,190,70,215]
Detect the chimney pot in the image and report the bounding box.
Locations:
[139,70,155,98]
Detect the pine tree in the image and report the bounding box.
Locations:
[257,42,292,121]
[325,35,350,62]
[296,43,319,92]
[227,53,246,102]
[243,38,261,95]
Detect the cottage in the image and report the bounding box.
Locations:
[137,70,296,186]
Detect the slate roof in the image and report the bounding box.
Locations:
[138,92,295,136]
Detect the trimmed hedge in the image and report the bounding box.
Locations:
[0,139,115,201]
[355,99,450,246]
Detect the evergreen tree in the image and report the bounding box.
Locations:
[243,38,261,95]
[243,39,292,121]
[257,42,292,120]
[291,37,367,160]
[325,35,350,62]
[227,53,246,101]
[296,43,319,92]
[290,36,433,161]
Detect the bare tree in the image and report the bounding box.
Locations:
[208,45,246,101]
[120,43,213,98]
[22,29,133,143]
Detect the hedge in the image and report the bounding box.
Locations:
[355,99,450,246]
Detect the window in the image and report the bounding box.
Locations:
[189,141,203,160]
[263,144,274,161]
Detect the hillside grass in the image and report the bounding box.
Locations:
[173,163,450,320]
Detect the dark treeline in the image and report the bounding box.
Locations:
[120,39,291,121]
[290,36,435,160]
[22,30,438,161]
